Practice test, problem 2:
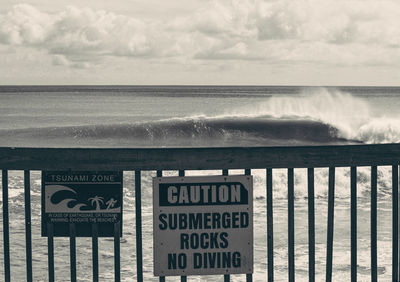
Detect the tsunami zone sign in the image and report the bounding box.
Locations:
[153,175,253,276]
[42,171,123,237]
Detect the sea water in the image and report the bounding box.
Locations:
[0,86,399,281]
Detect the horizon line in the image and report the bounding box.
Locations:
[1,84,400,88]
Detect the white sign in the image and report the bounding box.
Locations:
[153,175,253,276]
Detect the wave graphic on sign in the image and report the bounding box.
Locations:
[45,185,88,213]
[45,185,121,213]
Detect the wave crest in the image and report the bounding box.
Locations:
[231,87,370,140]
[229,87,400,144]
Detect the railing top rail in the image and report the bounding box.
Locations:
[0,144,399,170]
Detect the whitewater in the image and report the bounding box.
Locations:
[0,86,399,281]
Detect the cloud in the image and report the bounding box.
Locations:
[195,42,264,60]
[190,0,400,65]
[184,0,257,39]
[0,4,52,44]
[0,1,400,68]
[52,54,93,68]
[48,6,155,57]
[255,0,400,46]
[0,4,158,65]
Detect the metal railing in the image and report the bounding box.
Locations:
[1,144,400,281]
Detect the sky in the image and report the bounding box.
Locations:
[0,0,400,86]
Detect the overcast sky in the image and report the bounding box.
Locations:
[1,0,400,85]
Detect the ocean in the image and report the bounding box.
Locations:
[0,85,399,281]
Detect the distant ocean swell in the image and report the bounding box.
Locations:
[1,87,400,146]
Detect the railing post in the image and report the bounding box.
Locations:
[351,167,357,282]
[47,223,55,282]
[156,170,166,282]
[92,223,99,282]
[2,170,10,282]
[326,167,335,282]
[135,170,143,282]
[267,168,274,282]
[178,170,187,282]
[288,168,295,282]
[24,170,33,282]
[222,169,230,282]
[114,222,121,282]
[308,168,315,282]
[245,169,252,282]
[371,166,378,282]
[69,223,76,282]
[393,165,398,282]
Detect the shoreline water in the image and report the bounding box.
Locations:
[0,168,395,281]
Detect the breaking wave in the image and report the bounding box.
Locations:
[0,116,354,147]
[226,87,400,144]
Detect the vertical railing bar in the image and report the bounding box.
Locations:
[308,168,315,282]
[222,169,230,282]
[135,170,143,282]
[157,170,166,282]
[288,168,295,282]
[245,169,252,282]
[392,165,398,282]
[178,170,187,282]
[371,166,378,282]
[24,170,33,282]
[351,167,357,282]
[2,170,10,282]
[47,223,55,282]
[114,222,121,282]
[267,168,274,282]
[398,165,400,282]
[69,223,76,282]
[92,223,99,282]
[326,167,335,282]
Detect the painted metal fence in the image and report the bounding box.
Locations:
[1,144,400,281]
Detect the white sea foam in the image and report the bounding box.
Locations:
[357,117,400,143]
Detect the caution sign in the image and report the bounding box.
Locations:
[153,175,253,276]
[42,171,123,237]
